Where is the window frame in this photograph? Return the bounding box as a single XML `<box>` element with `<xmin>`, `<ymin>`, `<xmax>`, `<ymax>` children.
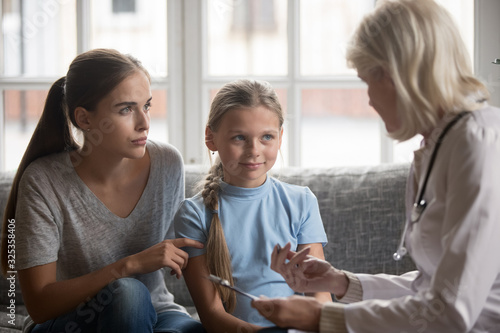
<box><xmin>185</xmin><ymin>0</ymin><xmax>387</xmax><ymax>166</ymax></box>
<box><xmin>1</xmin><ymin>0</ymin><xmax>498</xmax><ymax>171</ymax></box>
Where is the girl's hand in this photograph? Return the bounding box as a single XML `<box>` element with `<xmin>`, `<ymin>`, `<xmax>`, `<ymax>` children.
<box><xmin>252</xmin><ymin>295</ymin><xmax>321</xmax><ymax>331</ymax></box>
<box><xmin>271</xmin><ymin>243</ymin><xmax>348</xmax><ymax>296</ymax></box>
<box><xmin>127</xmin><ymin>238</ymin><xmax>203</xmax><ymax>278</ymax></box>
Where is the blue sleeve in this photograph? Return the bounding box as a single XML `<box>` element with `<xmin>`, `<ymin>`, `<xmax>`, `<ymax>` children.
<box><xmin>173</xmin><ymin>198</ymin><xmax>208</xmax><ymax>257</ymax></box>
<box><xmin>297</xmin><ymin>187</ymin><xmax>328</xmax><ymax>246</ymax></box>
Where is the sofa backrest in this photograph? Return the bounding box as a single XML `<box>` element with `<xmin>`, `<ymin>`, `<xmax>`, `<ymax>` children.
<box><xmin>165</xmin><ymin>163</ymin><xmax>416</xmax><ymax>306</ymax></box>
<box><xmin>183</xmin><ymin>163</ymin><xmax>416</xmax><ymax>275</ymax></box>
<box><xmin>0</xmin><ymin>163</ymin><xmax>416</xmax><ymax>309</ymax></box>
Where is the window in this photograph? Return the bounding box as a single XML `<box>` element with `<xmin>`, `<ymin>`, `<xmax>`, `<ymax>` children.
<box><xmin>112</xmin><ymin>0</ymin><xmax>136</xmax><ymax>13</ymax></box>
<box><xmin>0</xmin><ymin>0</ymin><xmax>169</xmax><ymax>171</ymax></box>
<box><xmin>0</xmin><ymin>0</ymin><xmax>482</xmax><ymax>171</ymax></box>
<box><xmin>185</xmin><ymin>0</ymin><xmax>476</xmax><ymax>167</ymax></box>
<box><xmin>2</xmin><ymin>0</ymin><xmax>77</xmax><ymax>77</ymax></box>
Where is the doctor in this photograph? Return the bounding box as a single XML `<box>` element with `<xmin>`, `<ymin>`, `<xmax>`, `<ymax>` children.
<box><xmin>252</xmin><ymin>0</ymin><xmax>500</xmax><ymax>332</ymax></box>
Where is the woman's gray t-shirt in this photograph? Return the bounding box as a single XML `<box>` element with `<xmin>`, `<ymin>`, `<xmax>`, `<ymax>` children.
<box><xmin>15</xmin><ymin>140</ymin><xmax>187</xmax><ymax>314</ymax></box>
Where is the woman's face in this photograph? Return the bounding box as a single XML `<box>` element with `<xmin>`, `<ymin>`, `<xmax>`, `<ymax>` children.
<box><xmin>358</xmin><ymin>69</ymin><xmax>401</xmax><ymax>133</ymax></box>
<box><xmin>85</xmin><ymin>70</ymin><xmax>152</xmax><ymax>160</ymax></box>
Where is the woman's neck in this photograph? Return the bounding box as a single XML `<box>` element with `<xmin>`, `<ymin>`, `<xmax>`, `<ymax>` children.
<box><xmin>70</xmin><ymin>147</ymin><xmax>149</xmax><ymax>185</ymax></box>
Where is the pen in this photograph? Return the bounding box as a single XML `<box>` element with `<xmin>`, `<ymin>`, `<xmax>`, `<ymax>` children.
<box><xmin>206</xmin><ymin>275</ymin><xmax>258</xmax><ymax>300</ymax></box>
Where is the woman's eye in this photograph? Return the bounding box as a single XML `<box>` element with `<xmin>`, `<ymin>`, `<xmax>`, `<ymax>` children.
<box><xmin>120</xmin><ymin>106</ymin><xmax>133</xmax><ymax>114</ymax></box>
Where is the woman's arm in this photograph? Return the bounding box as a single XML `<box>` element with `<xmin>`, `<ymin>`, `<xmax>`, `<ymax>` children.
<box><xmin>297</xmin><ymin>243</ymin><xmax>332</xmax><ymax>303</ymax></box>
<box><xmin>183</xmin><ymin>255</ymin><xmax>261</xmax><ymax>333</ymax></box>
<box><xmin>19</xmin><ymin>238</ymin><xmax>203</xmax><ymax>323</ymax></box>
<box><xmin>19</xmin><ymin>260</ymin><xmax>126</xmax><ymax>324</ymax></box>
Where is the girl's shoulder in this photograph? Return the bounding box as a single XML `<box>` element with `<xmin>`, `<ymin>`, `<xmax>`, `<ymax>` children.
<box><xmin>268</xmin><ymin>176</ymin><xmax>315</xmax><ymax>198</ymax></box>
<box><xmin>174</xmin><ymin>193</ymin><xmax>208</xmax><ymax>226</ymax></box>
<box><xmin>182</xmin><ymin>192</ymin><xmax>205</xmax><ymax>210</ymax></box>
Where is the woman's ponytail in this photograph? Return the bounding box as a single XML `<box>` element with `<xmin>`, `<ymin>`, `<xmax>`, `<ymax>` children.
<box><xmin>1</xmin><ymin>76</ymin><xmax>76</xmax><ymax>275</ymax></box>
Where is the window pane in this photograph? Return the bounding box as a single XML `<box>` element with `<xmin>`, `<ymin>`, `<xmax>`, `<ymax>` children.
<box><xmin>90</xmin><ymin>0</ymin><xmax>167</xmax><ymax>77</ymax></box>
<box><xmin>2</xmin><ymin>0</ymin><xmax>77</xmax><ymax>77</ymax></box>
<box><xmin>271</xmin><ymin>88</ymin><xmax>288</xmax><ymax>168</ymax></box>
<box><xmin>300</xmin><ymin>0</ymin><xmax>373</xmax><ymax>76</ymax></box>
<box><xmin>206</xmin><ymin>0</ymin><xmax>288</xmax><ymax>76</ymax></box>
<box><xmin>436</xmin><ymin>0</ymin><xmax>474</xmax><ymax>64</ymax></box>
<box><xmin>394</xmin><ymin>136</ymin><xmax>422</xmax><ymax>164</ymax></box>
<box><xmin>4</xmin><ymin>90</ymin><xmax>45</xmax><ymax>171</ymax></box>
<box><xmin>301</xmin><ymin>88</ymin><xmax>380</xmax><ymax>167</ymax></box>
<box><xmin>148</xmin><ymin>89</ymin><xmax>169</xmax><ymax>143</ymax></box>
<box><xmin>3</xmin><ymin>89</ymin><xmax>168</xmax><ymax>171</ymax></box>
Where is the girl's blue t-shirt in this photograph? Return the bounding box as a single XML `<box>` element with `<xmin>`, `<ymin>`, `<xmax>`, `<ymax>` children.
<box><xmin>174</xmin><ymin>175</ymin><xmax>328</xmax><ymax>326</ymax></box>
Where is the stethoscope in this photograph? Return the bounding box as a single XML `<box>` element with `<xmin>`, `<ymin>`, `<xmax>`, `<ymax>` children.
<box><xmin>393</xmin><ymin>111</ymin><xmax>470</xmax><ymax>261</ymax></box>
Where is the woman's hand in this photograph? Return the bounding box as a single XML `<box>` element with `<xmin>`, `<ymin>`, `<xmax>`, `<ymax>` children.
<box><xmin>252</xmin><ymin>295</ymin><xmax>321</xmax><ymax>331</ymax></box>
<box><xmin>126</xmin><ymin>238</ymin><xmax>203</xmax><ymax>278</ymax></box>
<box><xmin>271</xmin><ymin>243</ymin><xmax>348</xmax><ymax>297</ymax></box>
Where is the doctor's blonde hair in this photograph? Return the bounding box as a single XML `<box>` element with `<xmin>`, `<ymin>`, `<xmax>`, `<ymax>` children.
<box><xmin>346</xmin><ymin>0</ymin><xmax>489</xmax><ymax>141</ymax></box>
<box><xmin>201</xmin><ymin>79</ymin><xmax>283</xmax><ymax>312</ymax></box>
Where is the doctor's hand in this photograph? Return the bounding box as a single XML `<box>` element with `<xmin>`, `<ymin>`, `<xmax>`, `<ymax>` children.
<box><xmin>251</xmin><ymin>295</ymin><xmax>321</xmax><ymax>331</ymax></box>
<box><xmin>271</xmin><ymin>243</ymin><xmax>349</xmax><ymax>297</ymax></box>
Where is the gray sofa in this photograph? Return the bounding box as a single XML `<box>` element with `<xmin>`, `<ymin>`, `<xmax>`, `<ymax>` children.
<box><xmin>0</xmin><ymin>162</ymin><xmax>415</xmax><ymax>332</ymax></box>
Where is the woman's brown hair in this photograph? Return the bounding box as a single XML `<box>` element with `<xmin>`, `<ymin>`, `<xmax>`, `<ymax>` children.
<box><xmin>202</xmin><ymin>79</ymin><xmax>284</xmax><ymax>312</ymax></box>
<box><xmin>1</xmin><ymin>48</ymin><xmax>149</xmax><ymax>275</ymax></box>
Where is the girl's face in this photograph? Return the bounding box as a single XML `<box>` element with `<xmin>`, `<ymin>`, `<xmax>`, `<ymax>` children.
<box><xmin>207</xmin><ymin>105</ymin><xmax>283</xmax><ymax>188</ymax></box>
<box><xmin>85</xmin><ymin>70</ymin><xmax>152</xmax><ymax>160</ymax></box>
<box><xmin>358</xmin><ymin>69</ymin><xmax>400</xmax><ymax>133</ymax></box>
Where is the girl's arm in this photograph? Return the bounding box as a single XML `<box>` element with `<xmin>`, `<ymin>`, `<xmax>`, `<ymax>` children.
<box><xmin>18</xmin><ymin>238</ymin><xmax>203</xmax><ymax>324</ymax></box>
<box><xmin>297</xmin><ymin>243</ymin><xmax>332</xmax><ymax>303</ymax></box>
<box><xmin>183</xmin><ymin>255</ymin><xmax>261</xmax><ymax>333</ymax></box>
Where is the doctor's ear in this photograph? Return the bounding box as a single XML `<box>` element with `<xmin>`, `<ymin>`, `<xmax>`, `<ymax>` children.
<box><xmin>205</xmin><ymin>126</ymin><xmax>217</xmax><ymax>151</ymax></box>
<box><xmin>381</xmin><ymin>69</ymin><xmax>395</xmax><ymax>87</ymax></box>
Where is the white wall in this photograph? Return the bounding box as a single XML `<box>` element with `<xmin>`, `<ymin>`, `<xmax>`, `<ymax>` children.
<box><xmin>475</xmin><ymin>0</ymin><xmax>500</xmax><ymax>107</ymax></box>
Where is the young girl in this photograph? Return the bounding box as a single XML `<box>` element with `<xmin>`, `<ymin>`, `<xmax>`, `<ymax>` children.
<box><xmin>0</xmin><ymin>49</ymin><xmax>204</xmax><ymax>333</ymax></box>
<box><xmin>174</xmin><ymin>79</ymin><xmax>331</xmax><ymax>332</ymax></box>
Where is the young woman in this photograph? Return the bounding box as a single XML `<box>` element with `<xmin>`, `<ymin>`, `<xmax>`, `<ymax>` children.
<box><xmin>0</xmin><ymin>49</ymin><xmax>204</xmax><ymax>333</ymax></box>
<box><xmin>252</xmin><ymin>0</ymin><xmax>500</xmax><ymax>332</ymax></box>
<box><xmin>174</xmin><ymin>79</ymin><xmax>331</xmax><ymax>332</ymax></box>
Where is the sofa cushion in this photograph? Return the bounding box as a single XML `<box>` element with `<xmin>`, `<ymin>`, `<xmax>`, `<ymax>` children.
<box><xmin>284</xmin><ymin>164</ymin><xmax>415</xmax><ymax>275</ymax></box>
<box><xmin>184</xmin><ymin>163</ymin><xmax>416</xmax><ymax>277</ymax></box>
